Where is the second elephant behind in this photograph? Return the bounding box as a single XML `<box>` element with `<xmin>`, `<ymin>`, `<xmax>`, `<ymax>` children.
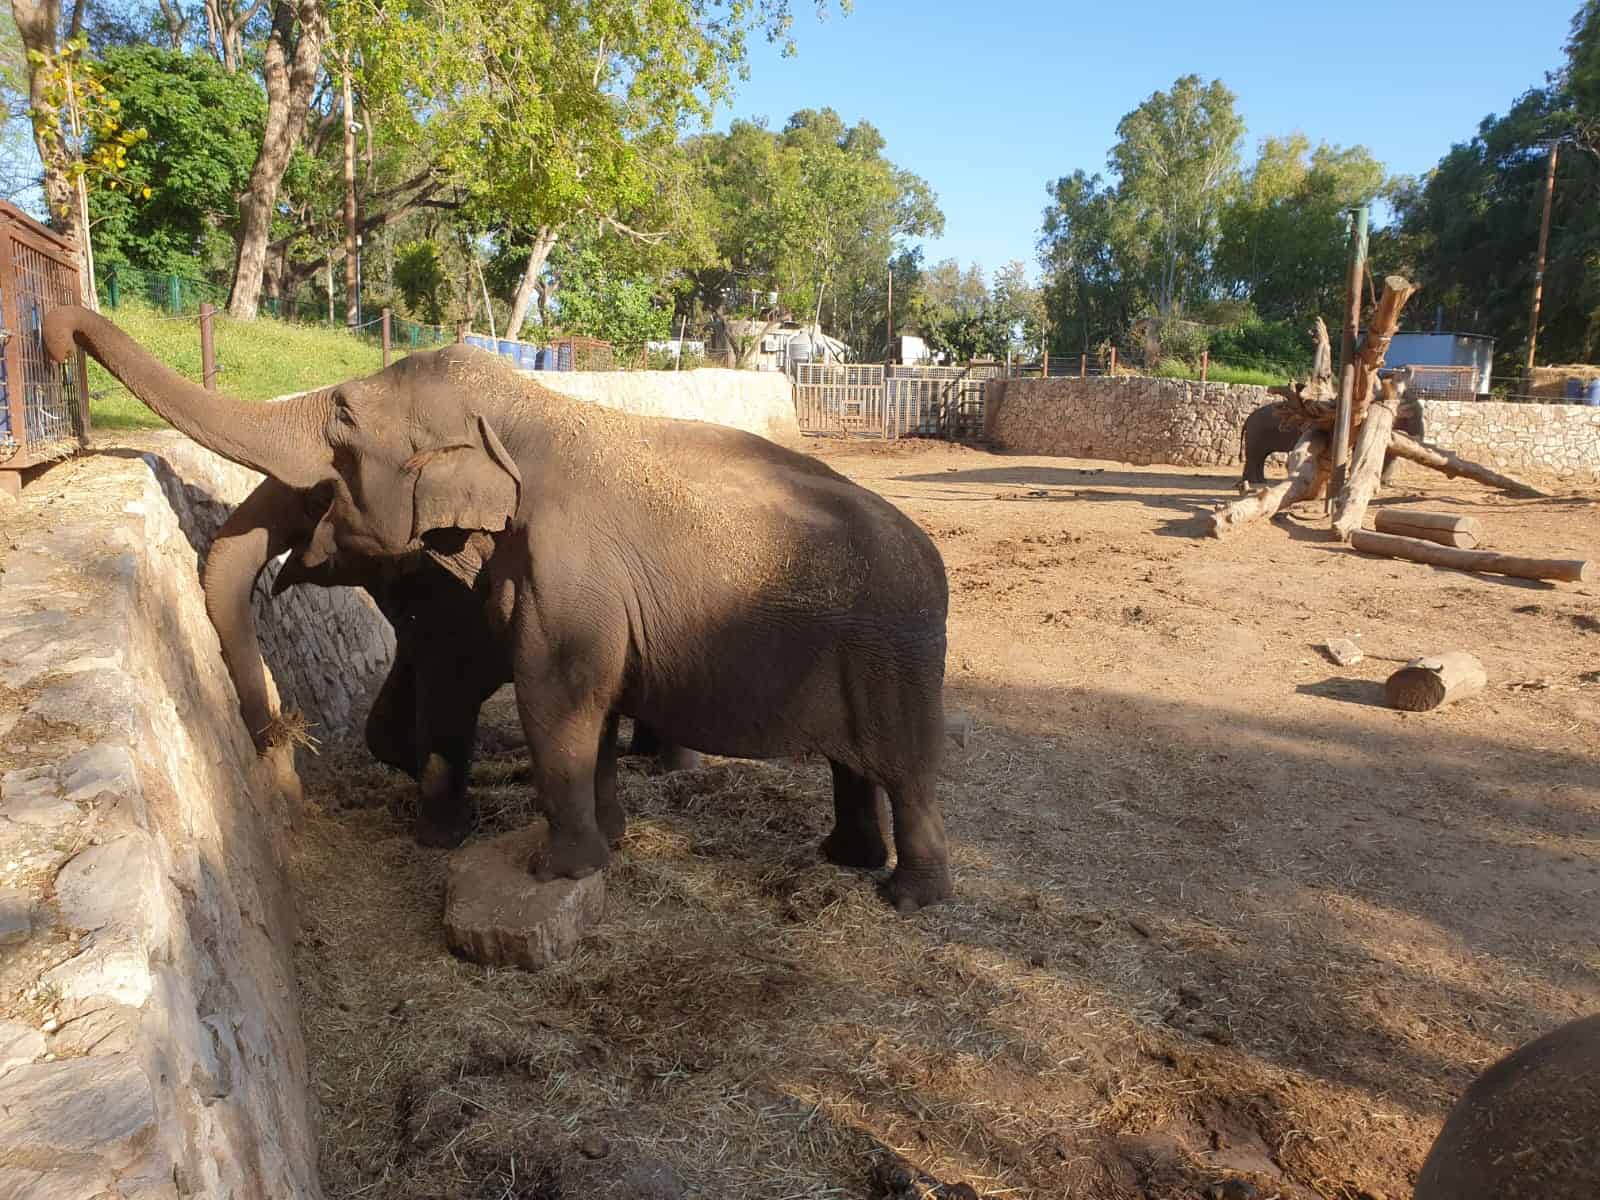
<box><xmin>1238</xmin><ymin>396</ymin><xmax>1424</xmax><ymax>486</ymax></box>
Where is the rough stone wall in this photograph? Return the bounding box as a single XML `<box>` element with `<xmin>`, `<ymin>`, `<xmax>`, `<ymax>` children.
<box><xmin>984</xmin><ymin>376</ymin><xmax>1600</xmax><ymax>480</ymax></box>
<box><xmin>0</xmin><ymin>441</ymin><xmax>385</xmax><ymax>1197</ymax></box>
<box><xmin>1420</xmin><ymin>400</ymin><xmax>1600</xmax><ymax>482</ymax></box>
<box><xmin>535</xmin><ymin>367</ymin><xmax>802</xmax><ymax>448</ymax></box>
<box><xmin>984</xmin><ymin>376</ymin><xmax>1267</xmax><ymax>467</ymax></box>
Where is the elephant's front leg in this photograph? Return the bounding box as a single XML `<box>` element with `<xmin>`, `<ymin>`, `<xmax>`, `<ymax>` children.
<box><xmin>515</xmin><ymin>676</ymin><xmax>613</xmax><ymax>881</ymax></box>
<box><xmin>595</xmin><ymin>710</ymin><xmax>626</xmax><ymax>848</ymax></box>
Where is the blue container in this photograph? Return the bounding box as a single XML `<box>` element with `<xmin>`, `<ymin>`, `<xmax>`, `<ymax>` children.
<box><xmin>465</xmin><ymin>335</ymin><xmax>492</xmax><ymax>352</ymax></box>
<box><xmin>496</xmin><ymin>339</ymin><xmax>516</xmax><ymax>359</ymax></box>
<box><xmin>534</xmin><ymin>348</ymin><xmax>553</xmax><ymax>371</ymax></box>
<box><xmin>1586</xmin><ymin>378</ymin><xmax>1600</xmax><ymax>407</ymax></box>
<box><xmin>1566</xmin><ymin>378</ymin><xmax>1586</xmax><ymax>402</ymax></box>
<box><xmin>517</xmin><ymin>344</ymin><xmax>540</xmax><ymax>370</ymax></box>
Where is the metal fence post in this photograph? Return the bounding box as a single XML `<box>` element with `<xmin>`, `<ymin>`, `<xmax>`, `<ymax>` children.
<box><xmin>167</xmin><ymin>273</ymin><xmax>180</xmax><ymax>314</ymax></box>
<box><xmin>106</xmin><ymin>267</ymin><xmax>119</xmax><ymax>310</ymax></box>
<box><xmin>381</xmin><ymin>307</ymin><xmax>391</xmax><ymax>368</ymax></box>
<box><xmin>199</xmin><ymin>303</ymin><xmax>217</xmax><ymax>390</ymax></box>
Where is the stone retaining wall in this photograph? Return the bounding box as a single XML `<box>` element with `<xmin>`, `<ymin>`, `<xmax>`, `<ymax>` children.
<box><xmin>983</xmin><ymin>375</ymin><xmax>1600</xmax><ymax>481</ymax></box>
<box><xmin>0</xmin><ymin>437</ymin><xmax>397</xmax><ymax>1197</ymax></box>
<box><xmin>535</xmin><ymin>367</ymin><xmax>802</xmax><ymax>447</ymax></box>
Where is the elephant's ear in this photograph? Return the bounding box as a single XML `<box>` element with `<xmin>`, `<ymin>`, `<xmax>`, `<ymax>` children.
<box><xmin>408</xmin><ymin>415</ymin><xmax>523</xmax><ymax>540</ymax></box>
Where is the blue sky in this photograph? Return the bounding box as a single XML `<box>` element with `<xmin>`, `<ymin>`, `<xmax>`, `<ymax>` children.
<box><xmin>718</xmin><ymin>0</ymin><xmax>1581</xmax><ymax>280</ymax></box>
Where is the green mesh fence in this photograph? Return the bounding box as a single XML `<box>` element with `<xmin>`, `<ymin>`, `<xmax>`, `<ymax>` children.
<box><xmin>99</xmin><ymin>263</ymin><xmax>228</xmax><ymax>314</ymax></box>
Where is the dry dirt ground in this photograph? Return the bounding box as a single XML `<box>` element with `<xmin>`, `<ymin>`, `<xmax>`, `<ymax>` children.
<box><xmin>292</xmin><ymin>441</ymin><xmax>1600</xmax><ymax>1200</ymax></box>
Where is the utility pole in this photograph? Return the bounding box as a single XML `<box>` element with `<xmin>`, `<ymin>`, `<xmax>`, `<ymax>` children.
<box><xmin>342</xmin><ymin>61</ymin><xmax>359</xmax><ymax>328</ymax></box>
<box><xmin>886</xmin><ymin>262</ymin><xmax>894</xmax><ymax>364</ymax></box>
<box><xmin>1526</xmin><ymin>140</ymin><xmax>1559</xmax><ymax>371</ymax></box>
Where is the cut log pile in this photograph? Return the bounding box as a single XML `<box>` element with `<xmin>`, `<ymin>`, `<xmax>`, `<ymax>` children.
<box><xmin>1205</xmin><ymin>274</ymin><xmax>1591</xmax><ymax>585</ymax></box>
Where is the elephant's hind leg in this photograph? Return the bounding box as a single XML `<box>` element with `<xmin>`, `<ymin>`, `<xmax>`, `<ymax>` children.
<box><xmin>882</xmin><ymin>771</ymin><xmax>953</xmax><ymax>913</ymax></box>
<box><xmin>595</xmin><ymin>711</ymin><xmax>626</xmax><ymax>848</ymax></box>
<box><xmin>821</xmin><ymin>760</ymin><xmax>889</xmax><ymax>870</ymax></box>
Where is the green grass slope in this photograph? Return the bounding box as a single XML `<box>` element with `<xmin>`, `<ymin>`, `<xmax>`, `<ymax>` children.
<box><xmin>87</xmin><ymin>302</ymin><xmax>386</xmax><ymax>430</ymax></box>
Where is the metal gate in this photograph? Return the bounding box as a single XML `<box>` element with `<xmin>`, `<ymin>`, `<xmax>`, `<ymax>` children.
<box><xmin>0</xmin><ymin>201</ymin><xmax>89</xmax><ymax>486</ymax></box>
<box><xmin>794</xmin><ymin>361</ymin><xmax>1002</xmax><ymax>441</ymax></box>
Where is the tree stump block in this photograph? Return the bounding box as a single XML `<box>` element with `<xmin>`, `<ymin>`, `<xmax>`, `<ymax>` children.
<box><xmin>444</xmin><ymin>822</ymin><xmax>605</xmax><ymax>970</ymax></box>
<box><xmin>1373</xmin><ymin>508</ymin><xmax>1485</xmax><ymax>549</ymax></box>
<box><xmin>1384</xmin><ymin>652</ymin><xmax>1487</xmax><ymax>712</ymax></box>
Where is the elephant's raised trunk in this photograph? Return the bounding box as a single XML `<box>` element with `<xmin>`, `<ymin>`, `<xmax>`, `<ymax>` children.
<box><xmin>43</xmin><ymin>305</ymin><xmax>335</xmax><ymax>488</ymax></box>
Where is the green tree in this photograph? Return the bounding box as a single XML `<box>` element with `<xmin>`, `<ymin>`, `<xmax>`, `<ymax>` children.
<box><xmin>545</xmin><ymin>232</ymin><xmax>671</xmax><ymax>355</ymax></box>
<box><xmin>88</xmin><ymin>44</ymin><xmax>264</xmax><ymax>276</ymax></box>
<box><xmin>393</xmin><ymin>238</ymin><xmax>449</xmax><ymax>323</ymax></box>
<box><xmin>1109</xmin><ymin>74</ymin><xmax>1243</xmax><ymax>319</ymax></box>
<box><xmin>1215</xmin><ymin>135</ymin><xmax>1386</xmax><ymax>326</ymax></box>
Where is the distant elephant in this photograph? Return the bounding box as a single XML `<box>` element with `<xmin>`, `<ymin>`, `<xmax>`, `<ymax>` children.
<box><xmin>1415</xmin><ymin>1013</ymin><xmax>1600</xmax><ymax>1199</ymax></box>
<box><xmin>1238</xmin><ymin>397</ymin><xmax>1424</xmax><ymax>486</ymax></box>
<box><xmin>50</xmin><ymin>306</ymin><xmax>952</xmax><ymax>912</ymax></box>
<box><xmin>204</xmin><ymin>476</ymin><xmax>697</xmax><ymax>849</ymax></box>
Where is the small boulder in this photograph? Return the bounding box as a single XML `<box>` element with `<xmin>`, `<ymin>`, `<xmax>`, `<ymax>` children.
<box><xmin>1323</xmin><ymin>637</ymin><xmax>1364</xmax><ymax>667</ymax></box>
<box><xmin>443</xmin><ymin>822</ymin><xmax>605</xmax><ymax>971</ymax></box>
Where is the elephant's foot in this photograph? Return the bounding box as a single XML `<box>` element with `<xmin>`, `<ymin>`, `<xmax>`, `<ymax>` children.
<box><xmin>529</xmin><ymin>829</ymin><xmax>611</xmax><ymax>881</ymax></box>
<box><xmin>415</xmin><ymin>806</ymin><xmax>474</xmax><ymax>849</ymax></box>
<box><xmin>653</xmin><ymin>745</ymin><xmax>703</xmax><ymax>774</ymax></box>
<box><xmin>820</xmin><ymin>828</ymin><xmax>889</xmax><ymax>871</ymax></box>
<box><xmin>882</xmin><ymin>862</ymin><xmax>953</xmax><ymax>914</ymax></box>
<box><xmin>596</xmin><ymin>795</ymin><xmax>628</xmax><ymax>849</ymax></box>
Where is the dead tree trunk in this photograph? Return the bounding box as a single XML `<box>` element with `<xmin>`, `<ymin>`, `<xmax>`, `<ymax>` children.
<box><xmin>1350</xmin><ymin>530</ymin><xmax>1591</xmax><ymax>583</ymax></box>
<box><xmin>1384</xmin><ymin>653</ymin><xmax>1487</xmax><ymax>712</ymax></box>
<box><xmin>503</xmin><ymin>225</ymin><xmax>559</xmax><ymax>341</ymax></box>
<box><xmin>1209</xmin><ymin>429</ymin><xmax>1330</xmax><ymax>538</ymax></box>
<box><xmin>1347</xmin><ymin>276</ymin><xmax>1417</xmax><ymax>439</ymax></box>
<box><xmin>1386</xmin><ymin>433</ymin><xmax>1548</xmax><ymax>498</ymax></box>
<box><xmin>1332</xmin><ymin>369</ymin><xmax>1408</xmax><ymax>541</ymax></box>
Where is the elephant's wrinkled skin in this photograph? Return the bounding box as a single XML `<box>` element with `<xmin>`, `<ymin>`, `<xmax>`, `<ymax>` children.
<box><xmin>1415</xmin><ymin>1013</ymin><xmax>1600</xmax><ymax>1199</ymax></box>
<box><xmin>50</xmin><ymin>307</ymin><xmax>954</xmax><ymax>912</ymax></box>
<box><xmin>205</xmin><ymin>477</ymin><xmax>696</xmax><ymax>849</ymax></box>
<box><xmin>1238</xmin><ymin>397</ymin><xmax>1424</xmax><ymax>486</ymax></box>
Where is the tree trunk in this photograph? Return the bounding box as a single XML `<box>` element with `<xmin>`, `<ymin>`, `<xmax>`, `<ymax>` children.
<box><xmin>1350</xmin><ymin>530</ymin><xmax>1591</xmax><ymax>583</ymax></box>
<box><xmin>227</xmin><ymin>0</ymin><xmax>327</xmax><ymax>320</ymax></box>
<box><xmin>1385</xmin><ymin>432</ymin><xmax>1548</xmax><ymax>498</ymax></box>
<box><xmin>1384</xmin><ymin>652</ymin><xmax>1487</xmax><ymax>712</ymax></box>
<box><xmin>1331</xmin><ymin>370</ymin><xmax>1404</xmax><ymax>542</ymax></box>
<box><xmin>1373</xmin><ymin>509</ymin><xmax>1484</xmax><ymax>549</ymax></box>
<box><xmin>12</xmin><ymin>0</ymin><xmax>93</xmax><ymax>305</ymax></box>
<box><xmin>342</xmin><ymin>62</ymin><xmax>358</xmax><ymax>327</ymax></box>
<box><xmin>1208</xmin><ymin>429</ymin><xmax>1329</xmax><ymax>538</ymax></box>
<box><xmin>503</xmin><ymin>226</ymin><xmax>558</xmax><ymax>340</ymax></box>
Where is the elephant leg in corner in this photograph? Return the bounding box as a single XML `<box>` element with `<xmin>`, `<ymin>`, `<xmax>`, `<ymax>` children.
<box><xmin>595</xmin><ymin>711</ymin><xmax>626</xmax><ymax>848</ymax></box>
<box><xmin>626</xmin><ymin>720</ymin><xmax>702</xmax><ymax>773</ymax></box>
<box><xmin>820</xmin><ymin>760</ymin><xmax>890</xmax><ymax>870</ymax></box>
<box><xmin>409</xmin><ymin>653</ymin><xmax>493</xmax><ymax>850</ymax></box>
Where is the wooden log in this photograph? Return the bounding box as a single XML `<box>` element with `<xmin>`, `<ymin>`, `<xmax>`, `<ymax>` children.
<box><xmin>1384</xmin><ymin>652</ymin><xmax>1487</xmax><ymax>712</ymax></box>
<box><xmin>1332</xmin><ymin>369</ymin><xmax>1407</xmax><ymax>541</ymax></box>
<box><xmin>1373</xmin><ymin>509</ymin><xmax>1485</xmax><ymax>549</ymax></box>
<box><xmin>1386</xmin><ymin>432</ymin><xmax>1549</xmax><ymax>498</ymax></box>
<box><xmin>1348</xmin><ymin>275</ymin><xmax>1418</xmax><ymax>437</ymax></box>
<box><xmin>1350</xmin><ymin>529</ymin><xmax>1592</xmax><ymax>583</ymax></box>
<box><xmin>1208</xmin><ymin>429</ymin><xmax>1329</xmax><ymax>538</ymax></box>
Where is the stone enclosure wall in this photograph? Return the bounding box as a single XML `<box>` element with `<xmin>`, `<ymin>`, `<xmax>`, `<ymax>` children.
<box><xmin>0</xmin><ymin>437</ymin><xmax>393</xmax><ymax>1199</ymax></box>
<box><xmin>983</xmin><ymin>375</ymin><xmax>1600</xmax><ymax>481</ymax></box>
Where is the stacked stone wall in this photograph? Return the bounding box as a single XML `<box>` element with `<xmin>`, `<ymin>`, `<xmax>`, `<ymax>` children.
<box><xmin>983</xmin><ymin>376</ymin><xmax>1600</xmax><ymax>481</ymax></box>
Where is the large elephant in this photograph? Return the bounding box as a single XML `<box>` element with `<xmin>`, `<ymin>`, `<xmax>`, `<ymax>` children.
<box><xmin>1238</xmin><ymin>397</ymin><xmax>1424</xmax><ymax>486</ymax></box>
<box><xmin>49</xmin><ymin>307</ymin><xmax>954</xmax><ymax>912</ymax></box>
<box><xmin>205</xmin><ymin>477</ymin><xmax>697</xmax><ymax>849</ymax></box>
<box><xmin>1415</xmin><ymin>1013</ymin><xmax>1600</xmax><ymax>1199</ymax></box>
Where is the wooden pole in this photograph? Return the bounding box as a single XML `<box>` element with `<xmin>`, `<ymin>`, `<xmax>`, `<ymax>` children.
<box><xmin>1331</xmin><ymin>205</ymin><xmax>1368</xmax><ymax>499</ymax></box>
<box><xmin>1079</xmin><ymin>353</ymin><xmax>1086</xmax><ymax>379</ymax></box>
<box><xmin>1208</xmin><ymin>428</ymin><xmax>1330</xmax><ymax>538</ymax></box>
<box><xmin>1199</xmin><ymin>349</ymin><xmax>1208</xmax><ymax>384</ymax></box>
<box><xmin>455</xmin><ymin>321</ymin><xmax>467</xmax><ymax>344</ymax></box>
<box><xmin>199</xmin><ymin>303</ymin><xmax>218</xmax><ymax>391</ymax></box>
<box><xmin>885</xmin><ymin>261</ymin><xmax>893</xmax><ymax>364</ymax></box>
<box><xmin>381</xmin><ymin>307</ymin><xmax>391</xmax><ymax>367</ymax></box>
<box><xmin>1373</xmin><ymin>509</ymin><xmax>1486</xmax><ymax>549</ymax></box>
<box><xmin>1385</xmin><ymin>653</ymin><xmax>1487</xmax><ymax>712</ymax></box>
<box><xmin>1331</xmin><ymin>368</ymin><xmax>1407</xmax><ymax>541</ymax></box>
<box><xmin>1350</xmin><ymin>530</ymin><xmax>1591</xmax><ymax>583</ymax></box>
<box><xmin>1042</xmin><ymin>348</ymin><xmax>1049</xmax><ymax>378</ymax></box>
<box><xmin>1386</xmin><ymin>432</ymin><xmax>1548</xmax><ymax>497</ymax></box>
<box><xmin>1108</xmin><ymin>346</ymin><xmax>1117</xmax><ymax>375</ymax></box>
<box><xmin>1527</xmin><ymin>141</ymin><xmax>1559</xmax><ymax>371</ymax></box>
